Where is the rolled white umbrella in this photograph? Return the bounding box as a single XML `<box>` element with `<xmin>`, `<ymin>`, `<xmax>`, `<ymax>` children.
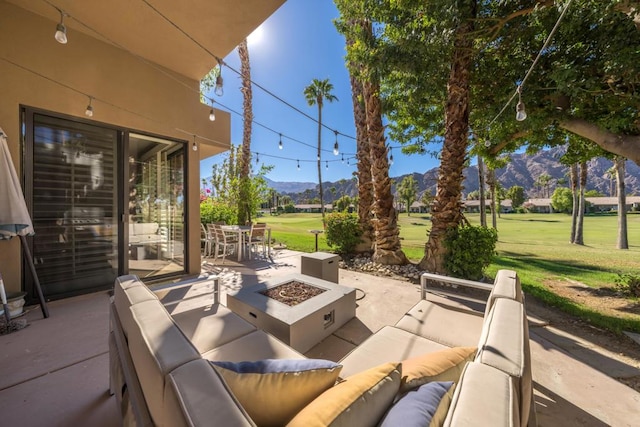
<box><xmin>0</xmin><ymin>127</ymin><xmax>48</xmax><ymax>318</ymax></box>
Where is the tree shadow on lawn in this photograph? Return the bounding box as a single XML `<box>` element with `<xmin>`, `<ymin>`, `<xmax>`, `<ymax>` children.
<box><xmin>494</xmin><ymin>253</ymin><xmax>612</xmax><ymax>277</ymax></box>
<box><xmin>500</xmin><ymin>217</ymin><xmax>561</xmax><ymax>223</ymax></box>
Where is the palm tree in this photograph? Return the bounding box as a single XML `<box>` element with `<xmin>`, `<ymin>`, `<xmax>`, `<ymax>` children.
<box><xmin>348</xmin><ymin>60</ymin><xmax>374</xmax><ymax>250</ymax></box>
<box><xmin>421</xmin><ymin>3</ymin><xmax>476</xmax><ymax>273</ymax></box>
<box><xmin>574</xmin><ymin>161</ymin><xmax>587</xmax><ymax>245</ymax></box>
<box><xmin>304</xmin><ymin>78</ymin><xmax>337</xmax><ymax>225</ymax></box>
<box><xmin>238</xmin><ymin>39</ymin><xmax>253</xmax><ymax>225</ymax></box>
<box><xmin>569</xmin><ymin>163</ymin><xmax>578</xmax><ymax>243</ymax></box>
<box><xmin>615</xmin><ymin>156</ymin><xmax>628</xmax><ymax>249</ymax></box>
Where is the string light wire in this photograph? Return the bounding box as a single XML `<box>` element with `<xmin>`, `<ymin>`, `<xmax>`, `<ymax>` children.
<box><xmin>487</xmin><ymin>0</ymin><xmax>574</xmax><ymax>128</ymax></box>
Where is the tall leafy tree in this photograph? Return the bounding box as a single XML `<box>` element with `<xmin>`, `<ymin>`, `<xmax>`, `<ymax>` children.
<box><xmin>304</xmin><ymin>78</ymin><xmax>338</xmax><ymax>225</ymax></box>
<box><xmin>397</xmin><ymin>175</ymin><xmax>419</xmax><ymax>216</ymax></box>
<box><xmin>506</xmin><ymin>186</ymin><xmax>525</xmax><ymax>209</ymax></box>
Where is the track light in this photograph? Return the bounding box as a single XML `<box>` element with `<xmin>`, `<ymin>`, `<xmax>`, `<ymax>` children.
<box><xmin>333</xmin><ymin>131</ymin><xmax>339</xmax><ymax>155</ymax></box>
<box><xmin>55</xmin><ymin>11</ymin><xmax>68</xmax><ymax>44</ymax></box>
<box><xmin>278</xmin><ymin>134</ymin><xmax>283</xmax><ymax>150</ymax></box>
<box><xmin>515</xmin><ymin>86</ymin><xmax>527</xmax><ymax>121</ymax></box>
<box><xmin>85</xmin><ymin>96</ymin><xmax>93</xmax><ymax>117</ymax></box>
<box><xmin>209</xmin><ymin>108</ymin><xmax>216</xmax><ymax>121</ymax></box>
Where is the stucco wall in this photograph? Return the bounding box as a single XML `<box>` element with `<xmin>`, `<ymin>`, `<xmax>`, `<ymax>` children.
<box><xmin>0</xmin><ymin>3</ymin><xmax>229</xmax><ymax>293</ymax></box>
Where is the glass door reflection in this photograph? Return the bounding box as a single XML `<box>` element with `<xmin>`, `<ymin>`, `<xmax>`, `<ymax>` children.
<box><xmin>128</xmin><ymin>133</ymin><xmax>185</xmax><ymax>278</ymax></box>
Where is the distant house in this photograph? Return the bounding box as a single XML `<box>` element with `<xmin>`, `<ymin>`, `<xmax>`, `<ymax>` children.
<box><xmin>586</xmin><ymin>196</ymin><xmax>640</xmax><ymax>212</ymax></box>
<box><xmin>410</xmin><ymin>201</ymin><xmax>429</xmax><ymax>214</ymax></box>
<box><xmin>294</xmin><ymin>204</ymin><xmax>333</xmax><ymax>213</ymax></box>
<box><xmin>462</xmin><ymin>199</ymin><xmax>512</xmax><ymax>213</ymax></box>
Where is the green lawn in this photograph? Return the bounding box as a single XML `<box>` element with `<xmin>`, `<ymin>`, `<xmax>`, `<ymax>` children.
<box><xmin>260</xmin><ymin>211</ymin><xmax>640</xmax><ymax>333</ymax></box>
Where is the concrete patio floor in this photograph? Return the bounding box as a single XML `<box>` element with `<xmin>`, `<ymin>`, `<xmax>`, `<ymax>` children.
<box><xmin>1</xmin><ymin>249</ymin><xmax>639</xmax><ymax>426</ymax></box>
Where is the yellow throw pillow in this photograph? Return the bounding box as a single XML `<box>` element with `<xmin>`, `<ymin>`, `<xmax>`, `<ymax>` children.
<box><xmin>401</xmin><ymin>347</ymin><xmax>476</xmax><ymax>393</ymax></box>
<box><xmin>211</xmin><ymin>359</ymin><xmax>342</xmax><ymax>427</ymax></box>
<box><xmin>287</xmin><ymin>362</ymin><xmax>402</xmax><ymax>427</ymax></box>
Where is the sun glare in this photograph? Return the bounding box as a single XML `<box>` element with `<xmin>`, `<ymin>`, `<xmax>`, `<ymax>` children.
<box><xmin>247</xmin><ymin>25</ymin><xmax>265</xmax><ymax>46</ymax></box>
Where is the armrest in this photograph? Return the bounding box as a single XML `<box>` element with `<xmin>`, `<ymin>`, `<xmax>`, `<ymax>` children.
<box><xmin>420</xmin><ymin>272</ymin><xmax>493</xmax><ymax>300</ymax></box>
<box><xmin>153</xmin><ymin>275</ymin><xmax>220</xmax><ymax>306</ymax></box>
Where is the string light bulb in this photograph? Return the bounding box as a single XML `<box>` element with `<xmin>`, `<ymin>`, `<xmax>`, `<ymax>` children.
<box><xmin>55</xmin><ymin>10</ymin><xmax>68</xmax><ymax>44</ymax></box>
<box><xmin>326</xmin><ymin>160</ymin><xmax>328</xmax><ymax>169</ymax></box>
<box><xmin>297</xmin><ymin>160</ymin><xmax>300</xmax><ymax>170</ymax></box>
<box><xmin>333</xmin><ymin>131</ymin><xmax>339</xmax><ymax>155</ymax></box>
<box><xmin>214</xmin><ymin>62</ymin><xmax>224</xmax><ymax>96</ymax></box>
<box><xmin>341</xmin><ymin>154</ymin><xmax>344</xmax><ymax>163</ymax></box>
<box><xmin>85</xmin><ymin>96</ymin><xmax>93</xmax><ymax>117</ymax></box>
<box><xmin>484</xmin><ymin>140</ymin><xmax>491</xmax><ymax>148</ymax></box>
<box><xmin>256</xmin><ymin>153</ymin><xmax>259</xmax><ymax>164</ymax></box>
<box><xmin>209</xmin><ymin>107</ymin><xmax>216</xmax><ymax>121</ymax></box>
<box><xmin>192</xmin><ymin>136</ymin><xmax>198</xmax><ymax>152</ymax></box>
<box><xmin>515</xmin><ymin>86</ymin><xmax>527</xmax><ymax>121</ymax></box>
<box><xmin>278</xmin><ymin>133</ymin><xmax>283</xmax><ymax>150</ymax></box>
<box><xmin>389</xmin><ymin>148</ymin><xmax>394</xmax><ymax>165</ymax></box>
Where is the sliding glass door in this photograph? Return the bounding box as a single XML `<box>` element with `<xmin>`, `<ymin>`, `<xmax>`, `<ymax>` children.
<box><xmin>24</xmin><ymin>110</ymin><xmax>187</xmax><ymax>299</ymax></box>
<box><xmin>127</xmin><ymin>133</ymin><xmax>185</xmax><ymax>279</ymax></box>
<box><xmin>27</xmin><ymin>113</ymin><xmax>119</xmax><ymax>297</ymax></box>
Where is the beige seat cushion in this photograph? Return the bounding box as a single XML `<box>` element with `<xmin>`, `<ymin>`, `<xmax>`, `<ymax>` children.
<box><xmin>172</xmin><ymin>304</ymin><xmax>256</xmax><ymax>354</ymax></box>
<box><xmin>444</xmin><ymin>362</ymin><xmax>519</xmax><ymax>427</ymax></box>
<box><xmin>394</xmin><ymin>300</ymin><xmax>484</xmax><ymax>348</ymax></box>
<box><xmin>128</xmin><ymin>300</ymin><xmax>200</xmax><ymax>425</ymax></box>
<box><xmin>164</xmin><ymin>359</ymin><xmax>255</xmax><ymax>427</ymax></box>
<box><xmin>339</xmin><ymin>326</ymin><xmax>448</xmax><ymax>379</ymax></box>
<box><xmin>476</xmin><ymin>298</ymin><xmax>532</xmax><ymax>427</ymax></box>
<box><xmin>201</xmin><ymin>330</ymin><xmax>304</xmax><ymax>362</ymax></box>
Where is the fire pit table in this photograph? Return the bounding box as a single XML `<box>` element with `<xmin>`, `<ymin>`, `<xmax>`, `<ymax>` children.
<box><xmin>227</xmin><ymin>274</ymin><xmax>356</xmax><ymax>353</ymax></box>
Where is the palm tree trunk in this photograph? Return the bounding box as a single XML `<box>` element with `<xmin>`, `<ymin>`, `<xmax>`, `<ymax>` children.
<box><xmin>570</xmin><ymin>162</ymin><xmax>578</xmax><ymax>243</ymax></box>
<box><xmin>478</xmin><ymin>155</ymin><xmax>487</xmax><ymax>227</ymax></box>
<box><xmin>488</xmin><ymin>168</ymin><xmax>497</xmax><ymax>229</ymax></box>
<box><xmin>317</xmin><ymin>104</ymin><xmax>325</xmax><ymax>225</ymax></box>
<box><xmin>574</xmin><ymin>161</ymin><xmax>587</xmax><ymax>245</ymax></box>
<box><xmin>238</xmin><ymin>39</ymin><xmax>252</xmax><ymax>224</ymax></box>
<box><xmin>420</xmin><ymin>1</ymin><xmax>475</xmax><ymax>273</ymax></box>
<box><xmin>351</xmin><ymin>74</ymin><xmax>374</xmax><ymax>251</ymax></box>
<box><xmin>362</xmin><ymin>78</ymin><xmax>407</xmax><ymax>265</ymax></box>
<box><xmin>615</xmin><ymin>156</ymin><xmax>628</xmax><ymax>249</ymax></box>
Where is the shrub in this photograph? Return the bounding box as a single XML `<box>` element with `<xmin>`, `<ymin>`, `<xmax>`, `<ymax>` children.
<box><xmin>200</xmin><ymin>198</ymin><xmax>237</xmax><ymax>225</ymax></box>
<box><xmin>614</xmin><ymin>273</ymin><xmax>640</xmax><ymax>298</ymax></box>
<box><xmin>284</xmin><ymin>203</ymin><xmax>296</xmax><ymax>213</ymax></box>
<box><xmin>443</xmin><ymin>225</ymin><xmax>498</xmax><ymax>281</ymax></box>
<box><xmin>325</xmin><ymin>212</ymin><xmax>361</xmax><ymax>254</ymax></box>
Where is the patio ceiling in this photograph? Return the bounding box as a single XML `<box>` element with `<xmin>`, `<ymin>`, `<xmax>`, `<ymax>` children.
<box><xmin>7</xmin><ymin>0</ymin><xmax>286</xmax><ymax>81</ymax></box>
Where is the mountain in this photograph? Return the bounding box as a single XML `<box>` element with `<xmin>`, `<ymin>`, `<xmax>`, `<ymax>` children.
<box><xmin>274</xmin><ymin>147</ymin><xmax>640</xmax><ymax>201</ymax></box>
<box><xmin>264</xmin><ymin>177</ymin><xmax>317</xmax><ymax>194</ymax></box>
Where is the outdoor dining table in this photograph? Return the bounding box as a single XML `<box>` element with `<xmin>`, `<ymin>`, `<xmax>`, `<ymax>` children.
<box><xmin>220</xmin><ymin>224</ymin><xmax>271</xmax><ymax>261</ymax></box>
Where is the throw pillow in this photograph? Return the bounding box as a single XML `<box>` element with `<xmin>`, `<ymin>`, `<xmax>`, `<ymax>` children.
<box><xmin>286</xmin><ymin>362</ymin><xmax>402</xmax><ymax>427</ymax></box>
<box><xmin>401</xmin><ymin>347</ymin><xmax>476</xmax><ymax>393</ymax></box>
<box><xmin>211</xmin><ymin>359</ymin><xmax>342</xmax><ymax>427</ymax></box>
<box><xmin>379</xmin><ymin>381</ymin><xmax>455</xmax><ymax>427</ymax></box>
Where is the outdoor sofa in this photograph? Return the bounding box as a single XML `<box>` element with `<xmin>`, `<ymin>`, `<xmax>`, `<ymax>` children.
<box><xmin>109</xmin><ymin>268</ymin><xmax>535</xmax><ymax>426</ymax></box>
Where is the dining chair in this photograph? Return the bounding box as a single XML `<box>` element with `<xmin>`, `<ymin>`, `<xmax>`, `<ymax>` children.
<box><xmin>212</xmin><ymin>223</ymin><xmax>238</xmax><ymax>264</ymax></box>
<box><xmin>247</xmin><ymin>222</ymin><xmax>268</xmax><ymax>259</ymax></box>
<box><xmin>201</xmin><ymin>223</ymin><xmax>213</xmax><ymax>257</ymax></box>
<box><xmin>205</xmin><ymin>223</ymin><xmax>217</xmax><ymax>257</ymax></box>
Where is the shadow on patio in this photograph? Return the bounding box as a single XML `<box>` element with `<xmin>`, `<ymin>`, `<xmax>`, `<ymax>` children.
<box><xmin>0</xmin><ymin>248</ymin><xmax>639</xmax><ymax>426</ymax></box>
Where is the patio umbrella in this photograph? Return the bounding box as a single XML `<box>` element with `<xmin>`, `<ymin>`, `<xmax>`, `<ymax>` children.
<box><xmin>0</xmin><ymin>127</ymin><xmax>49</xmax><ymax>318</ymax></box>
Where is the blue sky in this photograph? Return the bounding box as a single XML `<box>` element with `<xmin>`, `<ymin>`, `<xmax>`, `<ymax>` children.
<box><xmin>200</xmin><ymin>0</ymin><xmax>441</xmax><ymax>184</ymax></box>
